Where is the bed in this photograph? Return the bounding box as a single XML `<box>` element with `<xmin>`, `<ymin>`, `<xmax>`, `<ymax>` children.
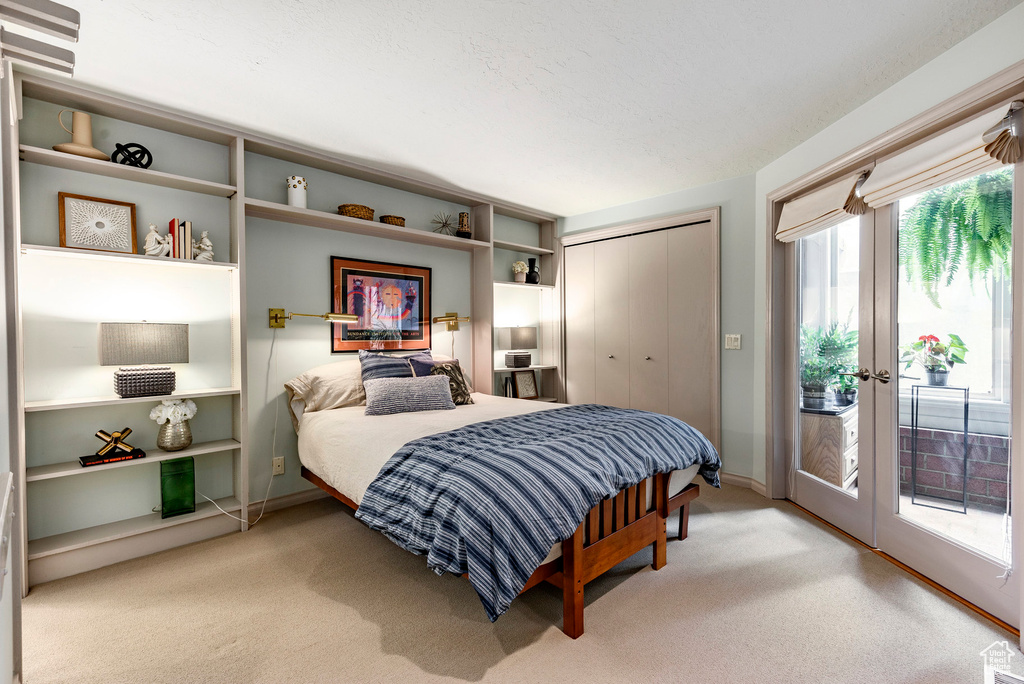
<box><xmin>287</xmin><ymin>357</ymin><xmax>719</xmax><ymax>638</ymax></box>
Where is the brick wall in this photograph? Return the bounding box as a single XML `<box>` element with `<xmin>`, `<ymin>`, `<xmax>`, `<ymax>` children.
<box><xmin>898</xmin><ymin>427</ymin><xmax>1009</xmax><ymax>512</ymax></box>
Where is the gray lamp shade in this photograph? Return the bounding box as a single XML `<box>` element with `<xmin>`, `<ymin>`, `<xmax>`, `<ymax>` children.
<box><xmin>99</xmin><ymin>322</ymin><xmax>189</xmax><ymax>365</ymax></box>
<box><xmin>495</xmin><ymin>326</ymin><xmax>538</xmax><ymax>350</ymax></box>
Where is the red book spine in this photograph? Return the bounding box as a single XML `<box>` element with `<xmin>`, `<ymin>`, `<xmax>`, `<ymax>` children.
<box><xmin>168</xmin><ymin>218</ymin><xmax>179</xmax><ymax>258</ymax></box>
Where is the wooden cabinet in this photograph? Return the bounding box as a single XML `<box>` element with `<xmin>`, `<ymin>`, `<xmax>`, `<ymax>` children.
<box><xmin>800</xmin><ymin>408</ymin><xmax>859</xmax><ymax>489</ymax></box>
<box><xmin>563</xmin><ymin>214</ymin><xmax>720</xmax><ymax>450</ymax></box>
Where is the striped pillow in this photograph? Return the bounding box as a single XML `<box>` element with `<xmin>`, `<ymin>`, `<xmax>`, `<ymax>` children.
<box><xmin>358</xmin><ymin>350</ymin><xmax>414</xmax><ymax>382</ymax></box>
<box><xmin>363</xmin><ymin>376</ymin><xmax>456</xmax><ymax>415</ymax></box>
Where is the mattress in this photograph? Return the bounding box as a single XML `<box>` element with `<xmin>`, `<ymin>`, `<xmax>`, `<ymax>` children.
<box><xmin>298</xmin><ymin>393</ymin><xmax>700</xmax><ymax>564</ymax></box>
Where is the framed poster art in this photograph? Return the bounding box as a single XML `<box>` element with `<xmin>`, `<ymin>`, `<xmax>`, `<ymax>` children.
<box><xmin>58</xmin><ymin>192</ymin><xmax>137</xmax><ymax>254</ymax></box>
<box><xmin>512</xmin><ymin>370</ymin><xmax>538</xmax><ymax>399</ymax></box>
<box><xmin>330</xmin><ymin>256</ymin><xmax>431</xmax><ymax>352</ymax></box>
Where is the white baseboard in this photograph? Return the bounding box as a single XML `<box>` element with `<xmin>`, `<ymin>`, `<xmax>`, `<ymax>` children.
<box><xmin>720</xmin><ymin>472</ymin><xmax>768</xmax><ymax>497</ymax></box>
<box><xmin>247</xmin><ymin>486</ymin><xmax>329</xmax><ymax>519</ymax></box>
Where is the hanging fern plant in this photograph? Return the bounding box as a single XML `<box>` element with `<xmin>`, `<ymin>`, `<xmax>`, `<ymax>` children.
<box><xmin>898</xmin><ymin>168</ymin><xmax>1013</xmax><ymax>306</ymax></box>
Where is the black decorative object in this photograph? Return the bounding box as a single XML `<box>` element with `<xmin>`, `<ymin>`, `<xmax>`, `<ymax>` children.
<box><xmin>114</xmin><ymin>366</ymin><xmax>175</xmax><ymax>398</ymax></box>
<box><xmin>111</xmin><ymin>142</ymin><xmax>153</xmax><ymax>169</ymax></box>
<box><xmin>525</xmin><ymin>258</ymin><xmax>541</xmax><ymax>284</ymax></box>
<box><xmin>456</xmin><ymin>211</ymin><xmax>472</xmax><ymax>239</ymax></box>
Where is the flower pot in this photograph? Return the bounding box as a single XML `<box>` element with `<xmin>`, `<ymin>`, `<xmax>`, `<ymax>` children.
<box><xmin>157</xmin><ymin>420</ymin><xmax>192</xmax><ymax>451</ymax></box>
<box><xmin>834</xmin><ymin>389</ymin><xmax>858</xmax><ymax>407</ymax></box>
<box><xmin>514</xmin><ymin>272</ymin><xmax>526</xmax><ymax>283</ymax></box>
<box><xmin>925</xmin><ymin>369</ymin><xmax>950</xmax><ymax>386</ymax></box>
<box><xmin>801</xmin><ymin>388</ymin><xmax>828</xmax><ymax>410</ymax></box>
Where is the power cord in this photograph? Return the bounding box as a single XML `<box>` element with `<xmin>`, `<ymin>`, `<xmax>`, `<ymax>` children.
<box><xmin>196</xmin><ymin>328</ymin><xmax>280</xmax><ymax>527</ymax></box>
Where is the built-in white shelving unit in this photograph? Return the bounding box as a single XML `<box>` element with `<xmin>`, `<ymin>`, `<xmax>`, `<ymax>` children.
<box><xmin>3</xmin><ymin>68</ymin><xmax>561</xmax><ymax>593</ymax></box>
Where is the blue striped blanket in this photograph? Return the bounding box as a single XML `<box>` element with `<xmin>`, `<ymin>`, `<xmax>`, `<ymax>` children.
<box><xmin>354</xmin><ymin>404</ymin><xmax>721</xmax><ymax>621</ymax></box>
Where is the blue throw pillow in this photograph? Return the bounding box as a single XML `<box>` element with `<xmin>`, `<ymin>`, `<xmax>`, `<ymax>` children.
<box><xmin>406</xmin><ymin>351</ymin><xmax>435</xmax><ymax>377</ymax></box>
<box><xmin>363</xmin><ymin>376</ymin><xmax>456</xmax><ymax>415</ymax></box>
<box><xmin>358</xmin><ymin>350</ymin><xmax>413</xmax><ymax>382</ymax></box>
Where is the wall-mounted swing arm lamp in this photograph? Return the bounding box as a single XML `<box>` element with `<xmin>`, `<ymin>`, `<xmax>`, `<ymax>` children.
<box><xmin>431</xmin><ymin>312</ymin><xmax>470</xmax><ymax>331</ymax></box>
<box><xmin>268</xmin><ymin>308</ymin><xmax>359</xmax><ymax>328</ymax></box>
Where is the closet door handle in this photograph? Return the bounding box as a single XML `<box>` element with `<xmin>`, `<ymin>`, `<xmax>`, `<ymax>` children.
<box><xmin>607</xmin><ymin>354</ymin><xmax>614</xmax><ymax>359</ymax></box>
<box><xmin>644</xmin><ymin>356</ymin><xmax>652</xmax><ymax>360</ymax></box>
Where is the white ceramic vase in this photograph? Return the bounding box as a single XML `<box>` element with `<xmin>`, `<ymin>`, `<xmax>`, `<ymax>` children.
<box><xmin>287</xmin><ymin>176</ymin><xmax>308</xmax><ymax>208</ymax></box>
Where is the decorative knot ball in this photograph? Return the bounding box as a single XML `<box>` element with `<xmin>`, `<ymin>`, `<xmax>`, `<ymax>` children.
<box><xmin>111</xmin><ymin>143</ymin><xmax>153</xmax><ymax>169</ymax></box>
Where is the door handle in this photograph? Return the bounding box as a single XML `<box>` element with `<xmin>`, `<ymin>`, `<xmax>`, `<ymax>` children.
<box><xmin>608</xmin><ymin>354</ymin><xmax>614</xmax><ymax>359</ymax></box>
<box><xmin>644</xmin><ymin>356</ymin><xmax>652</xmax><ymax>360</ymax></box>
<box><xmin>838</xmin><ymin>367</ymin><xmax>890</xmax><ymax>383</ymax></box>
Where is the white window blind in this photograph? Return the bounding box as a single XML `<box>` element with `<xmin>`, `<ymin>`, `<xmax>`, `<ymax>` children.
<box><xmin>859</xmin><ymin>111</ymin><xmax>1004</xmax><ymax>209</ymax></box>
<box><xmin>774</xmin><ymin>170</ymin><xmax>868</xmax><ymax>243</ymax></box>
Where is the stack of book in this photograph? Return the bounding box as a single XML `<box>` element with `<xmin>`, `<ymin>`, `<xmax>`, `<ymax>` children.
<box><xmin>168</xmin><ymin>218</ymin><xmax>193</xmax><ymax>259</ymax></box>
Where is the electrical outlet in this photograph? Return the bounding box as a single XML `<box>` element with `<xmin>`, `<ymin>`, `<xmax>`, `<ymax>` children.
<box><xmin>725</xmin><ymin>334</ymin><xmax>742</xmax><ymax>350</ymax></box>
<box><xmin>272</xmin><ymin>456</ymin><xmax>285</xmax><ymax>476</ymax></box>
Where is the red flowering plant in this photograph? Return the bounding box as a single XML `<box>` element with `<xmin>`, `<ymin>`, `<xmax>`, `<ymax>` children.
<box><xmin>899</xmin><ymin>333</ymin><xmax>968</xmax><ymax>372</ymax></box>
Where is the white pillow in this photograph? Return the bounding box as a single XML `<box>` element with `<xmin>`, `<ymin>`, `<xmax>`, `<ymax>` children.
<box><xmin>284</xmin><ymin>357</ymin><xmax>364</xmax><ymax>431</ymax></box>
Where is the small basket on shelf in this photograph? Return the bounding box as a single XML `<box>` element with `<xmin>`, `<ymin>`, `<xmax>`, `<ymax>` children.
<box><xmin>338</xmin><ymin>204</ymin><xmax>374</xmax><ymax>221</ymax></box>
<box><xmin>379</xmin><ymin>215</ymin><xmax>405</xmax><ymax>227</ymax></box>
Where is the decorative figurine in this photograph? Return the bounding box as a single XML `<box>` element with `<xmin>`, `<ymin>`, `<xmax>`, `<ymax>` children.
<box><xmin>193</xmin><ymin>231</ymin><xmax>214</xmax><ymax>262</ymax></box>
<box><xmin>287</xmin><ymin>175</ymin><xmax>308</xmax><ymax>208</ymax></box>
<box><xmin>95</xmin><ymin>426</ymin><xmax>138</xmax><ymax>456</ymax></box>
<box><xmin>432</xmin><ymin>212</ymin><xmax>455</xmax><ymax>236</ymax></box>
<box><xmin>456</xmin><ymin>212</ymin><xmax>472</xmax><ymax>239</ymax></box>
<box><xmin>144</xmin><ymin>223</ymin><xmax>171</xmax><ymax>257</ymax></box>
<box><xmin>111</xmin><ymin>142</ymin><xmax>153</xmax><ymax>169</ymax></box>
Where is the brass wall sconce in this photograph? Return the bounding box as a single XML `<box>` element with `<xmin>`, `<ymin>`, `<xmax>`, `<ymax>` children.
<box><xmin>431</xmin><ymin>312</ymin><xmax>470</xmax><ymax>332</ymax></box>
<box><xmin>269</xmin><ymin>308</ymin><xmax>359</xmax><ymax>328</ymax></box>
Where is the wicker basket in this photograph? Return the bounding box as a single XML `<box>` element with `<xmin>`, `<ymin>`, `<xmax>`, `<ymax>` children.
<box><xmin>338</xmin><ymin>204</ymin><xmax>374</xmax><ymax>221</ymax></box>
<box><xmin>379</xmin><ymin>215</ymin><xmax>405</xmax><ymax>227</ymax></box>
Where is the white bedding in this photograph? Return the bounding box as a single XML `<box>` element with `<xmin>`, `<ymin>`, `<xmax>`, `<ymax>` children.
<box><xmin>298</xmin><ymin>393</ymin><xmax>699</xmax><ymax>563</ymax></box>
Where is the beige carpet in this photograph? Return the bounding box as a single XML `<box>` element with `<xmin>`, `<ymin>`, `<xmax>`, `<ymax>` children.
<box><xmin>22</xmin><ymin>484</ymin><xmax>1021</xmax><ymax>683</ymax></box>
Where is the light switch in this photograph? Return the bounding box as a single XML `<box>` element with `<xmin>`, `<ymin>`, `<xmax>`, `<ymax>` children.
<box><xmin>724</xmin><ymin>334</ymin><xmax>741</xmax><ymax>350</ymax></box>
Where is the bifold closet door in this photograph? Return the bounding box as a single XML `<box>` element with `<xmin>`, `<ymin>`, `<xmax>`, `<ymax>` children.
<box><xmin>594</xmin><ymin>239</ymin><xmax>631</xmax><ymax>407</ymax></box>
<box><xmin>628</xmin><ymin>230</ymin><xmax>669</xmax><ymax>413</ymax></box>
<box><xmin>564</xmin><ymin>243</ymin><xmax>596</xmax><ymax>404</ymax></box>
<box><xmin>666</xmin><ymin>224</ymin><xmax>716</xmax><ymax>441</ymax></box>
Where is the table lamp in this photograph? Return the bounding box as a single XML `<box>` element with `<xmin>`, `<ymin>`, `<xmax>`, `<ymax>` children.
<box><xmin>496</xmin><ymin>326</ymin><xmax>538</xmax><ymax>367</ymax></box>
<box><xmin>99</xmin><ymin>322</ymin><xmax>189</xmax><ymax>398</ymax></box>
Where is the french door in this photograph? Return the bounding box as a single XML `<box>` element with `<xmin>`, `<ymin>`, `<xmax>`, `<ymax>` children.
<box><xmin>788</xmin><ymin>165</ymin><xmax>1020</xmax><ymax>625</ymax></box>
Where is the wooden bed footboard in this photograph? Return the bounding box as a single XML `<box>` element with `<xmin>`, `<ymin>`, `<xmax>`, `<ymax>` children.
<box><xmin>300</xmin><ymin>466</ymin><xmax>700</xmax><ymax>639</ymax></box>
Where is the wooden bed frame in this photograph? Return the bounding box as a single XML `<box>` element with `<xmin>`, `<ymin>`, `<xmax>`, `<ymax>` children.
<box><xmin>301</xmin><ymin>466</ymin><xmax>700</xmax><ymax>638</ymax></box>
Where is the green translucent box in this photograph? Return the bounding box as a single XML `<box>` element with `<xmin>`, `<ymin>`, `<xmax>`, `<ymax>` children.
<box><xmin>160</xmin><ymin>456</ymin><xmax>195</xmax><ymax>518</ymax></box>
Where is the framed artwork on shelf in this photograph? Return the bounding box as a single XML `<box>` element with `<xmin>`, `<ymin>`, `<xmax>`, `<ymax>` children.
<box><xmin>512</xmin><ymin>370</ymin><xmax>538</xmax><ymax>399</ymax></box>
<box><xmin>330</xmin><ymin>256</ymin><xmax>431</xmax><ymax>352</ymax></box>
<box><xmin>58</xmin><ymin>192</ymin><xmax>137</xmax><ymax>255</ymax></box>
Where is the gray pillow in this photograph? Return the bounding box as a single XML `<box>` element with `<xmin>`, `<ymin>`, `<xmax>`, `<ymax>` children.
<box><xmin>363</xmin><ymin>375</ymin><xmax>456</xmax><ymax>416</ymax></box>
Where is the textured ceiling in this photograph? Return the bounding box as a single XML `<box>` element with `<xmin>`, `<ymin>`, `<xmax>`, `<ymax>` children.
<box><xmin>60</xmin><ymin>0</ymin><xmax>1024</xmax><ymax>216</ymax></box>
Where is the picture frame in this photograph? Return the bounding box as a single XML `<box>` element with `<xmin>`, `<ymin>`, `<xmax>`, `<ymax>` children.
<box><xmin>58</xmin><ymin>192</ymin><xmax>138</xmax><ymax>255</ymax></box>
<box><xmin>512</xmin><ymin>370</ymin><xmax>538</xmax><ymax>399</ymax></box>
<box><xmin>330</xmin><ymin>256</ymin><xmax>431</xmax><ymax>352</ymax></box>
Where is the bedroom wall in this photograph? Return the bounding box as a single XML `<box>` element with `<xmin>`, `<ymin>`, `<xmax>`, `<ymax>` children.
<box><xmin>244</xmin><ymin>220</ymin><xmax>473</xmax><ymax>502</ymax></box>
<box><xmin>751</xmin><ymin>2</ymin><xmax>1024</xmax><ymax>486</ymax></box>
<box><xmin>559</xmin><ymin>174</ymin><xmax>757</xmax><ymax>480</ymax></box>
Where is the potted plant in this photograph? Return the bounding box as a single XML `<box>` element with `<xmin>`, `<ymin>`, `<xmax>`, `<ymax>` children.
<box><xmin>833</xmin><ymin>366</ymin><xmax>859</xmax><ymax>406</ymax></box>
<box><xmin>899</xmin><ymin>333</ymin><xmax>968</xmax><ymax>386</ymax></box>
<box><xmin>801</xmin><ymin>323</ymin><xmax>857</xmax><ymax>410</ymax></box>
<box><xmin>512</xmin><ymin>260</ymin><xmax>528</xmax><ymax>283</ymax></box>
<box><xmin>150</xmin><ymin>398</ymin><xmax>197</xmax><ymax>451</ymax></box>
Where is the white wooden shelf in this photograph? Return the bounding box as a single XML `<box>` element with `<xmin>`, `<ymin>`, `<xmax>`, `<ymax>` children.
<box><xmin>493</xmin><ymin>239</ymin><xmax>555</xmax><ymax>256</ymax></box>
<box><xmin>493</xmin><ymin>365</ymin><xmax>558</xmax><ymax>373</ymax></box>
<box><xmin>21</xmin><ymin>244</ymin><xmax>238</xmax><ymax>270</ymax></box>
<box><xmin>20</xmin><ymin>145</ymin><xmax>237</xmax><ymax>198</ymax></box>
<box><xmin>27</xmin><ymin>496</ymin><xmax>242</xmax><ymax>560</ymax></box>
<box><xmin>245</xmin><ymin>198</ymin><xmax>492</xmax><ymax>252</ymax></box>
<box><xmin>493</xmin><ymin>280</ymin><xmax>556</xmax><ymax>290</ymax></box>
<box><xmin>24</xmin><ymin>387</ymin><xmax>240</xmax><ymax>412</ymax></box>
<box><xmin>26</xmin><ymin>439</ymin><xmax>241</xmax><ymax>482</ymax></box>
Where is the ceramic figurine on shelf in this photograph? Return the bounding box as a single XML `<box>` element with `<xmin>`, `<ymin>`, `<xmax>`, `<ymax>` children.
<box><xmin>144</xmin><ymin>223</ymin><xmax>171</xmax><ymax>257</ymax></box>
<box><xmin>53</xmin><ymin>109</ymin><xmax>109</xmax><ymax>161</ymax></box>
<box><xmin>193</xmin><ymin>231</ymin><xmax>214</xmax><ymax>262</ymax></box>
